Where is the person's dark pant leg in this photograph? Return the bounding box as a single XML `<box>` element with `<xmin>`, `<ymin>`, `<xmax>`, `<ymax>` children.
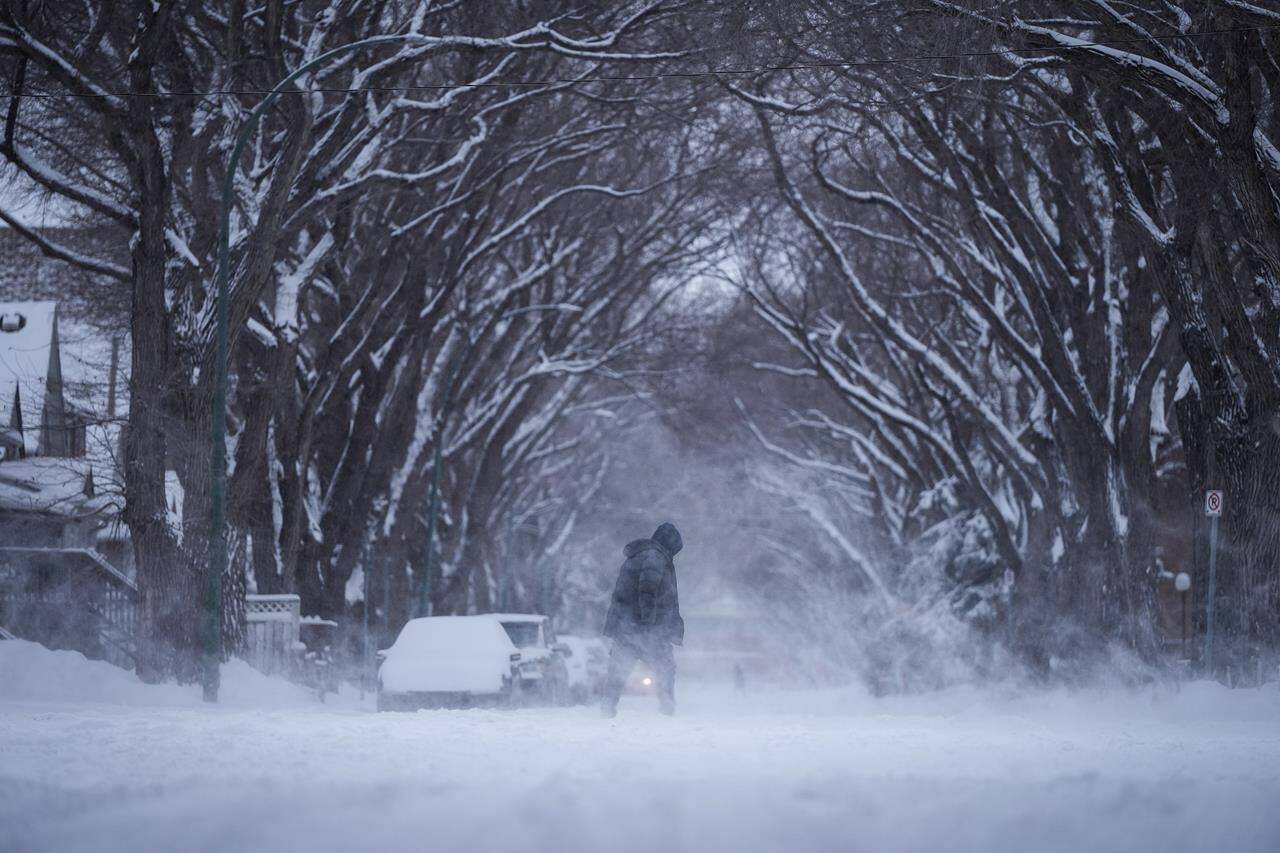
<box><xmin>601</xmin><ymin>639</ymin><xmax>638</xmax><ymax>715</ymax></box>
<box><xmin>649</xmin><ymin>640</ymin><xmax>676</xmax><ymax>716</ymax></box>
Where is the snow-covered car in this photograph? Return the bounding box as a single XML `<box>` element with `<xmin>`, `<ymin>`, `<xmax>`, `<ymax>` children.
<box><xmin>558</xmin><ymin>634</ymin><xmax>609</xmax><ymax>702</ymax></box>
<box><xmin>487</xmin><ymin>614</ymin><xmax>571</xmax><ymax>705</ymax></box>
<box><xmin>377</xmin><ymin>616</ymin><xmax>521</xmax><ymax>711</ymax></box>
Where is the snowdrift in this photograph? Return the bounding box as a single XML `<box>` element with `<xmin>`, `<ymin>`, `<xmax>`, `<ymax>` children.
<box><xmin>0</xmin><ymin>639</ymin><xmax>358</xmax><ymax>709</ymax></box>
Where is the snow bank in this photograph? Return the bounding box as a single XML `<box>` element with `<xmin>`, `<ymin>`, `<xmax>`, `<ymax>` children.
<box><xmin>0</xmin><ymin>639</ymin><xmax>358</xmax><ymax>710</ymax></box>
<box><xmin>0</xmin><ymin>640</ymin><xmax>190</xmax><ymax>706</ymax></box>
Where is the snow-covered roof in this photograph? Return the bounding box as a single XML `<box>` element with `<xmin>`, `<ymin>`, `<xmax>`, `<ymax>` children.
<box><xmin>55</xmin><ymin>316</ymin><xmax>122</xmax><ymax>415</ymax></box>
<box><xmin>0</xmin><ymin>457</ymin><xmax>110</xmax><ymax>516</ymax></box>
<box><xmin>0</xmin><ymin>239</ymin><xmax>130</xmax><ymax>534</ymax></box>
<box><xmin>0</xmin><ymin>301</ymin><xmax>57</xmax><ymax>454</ymax></box>
<box><xmin>390</xmin><ymin>616</ymin><xmax>520</xmax><ymax>650</ymax></box>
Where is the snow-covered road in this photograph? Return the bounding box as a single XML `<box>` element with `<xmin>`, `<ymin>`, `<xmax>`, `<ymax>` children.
<box><xmin>1</xmin><ymin>643</ymin><xmax>1278</xmax><ymax>853</ymax></box>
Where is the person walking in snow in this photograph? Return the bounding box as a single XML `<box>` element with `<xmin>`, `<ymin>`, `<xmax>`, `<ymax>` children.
<box><xmin>600</xmin><ymin>522</ymin><xmax>684</xmax><ymax>717</ymax></box>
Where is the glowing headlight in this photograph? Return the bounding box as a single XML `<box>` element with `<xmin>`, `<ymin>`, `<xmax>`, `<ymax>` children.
<box><xmin>642</xmin><ymin>676</ymin><xmax>653</xmax><ymax>687</ymax></box>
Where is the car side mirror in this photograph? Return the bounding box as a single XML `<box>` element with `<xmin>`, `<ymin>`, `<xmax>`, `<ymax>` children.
<box><xmin>551</xmin><ymin>642</ymin><xmax>572</xmax><ymax>656</ymax></box>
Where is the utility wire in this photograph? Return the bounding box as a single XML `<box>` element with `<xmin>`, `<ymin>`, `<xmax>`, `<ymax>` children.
<box><xmin>5</xmin><ymin>23</ymin><xmax>1279</xmax><ymax>100</ymax></box>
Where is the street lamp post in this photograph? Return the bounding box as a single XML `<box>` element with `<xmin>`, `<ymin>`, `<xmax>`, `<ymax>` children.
<box><xmin>416</xmin><ymin>304</ymin><xmax>580</xmax><ymax>618</ymax></box>
<box><xmin>1002</xmin><ymin>567</ymin><xmax>1015</xmax><ymax>651</ymax></box>
<box><xmin>206</xmin><ymin>33</ymin><xmax>462</xmax><ymax>703</ymax></box>
<box><xmin>1175</xmin><ymin>571</ymin><xmax>1191</xmax><ymax>663</ymax></box>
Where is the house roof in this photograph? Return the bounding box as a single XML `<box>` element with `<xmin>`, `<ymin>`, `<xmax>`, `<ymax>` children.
<box><xmin>0</xmin><ymin>301</ymin><xmax>57</xmax><ymax>454</ymax></box>
<box><xmin>0</xmin><ymin>233</ymin><xmax>134</xmax><ymax>540</ymax></box>
<box><xmin>0</xmin><ymin>300</ymin><xmax>126</xmax><ymax>479</ymax></box>
<box><xmin>0</xmin><ymin>457</ymin><xmax>111</xmax><ymax>517</ymax></box>
<box><xmin>1</xmin><ymin>227</ymin><xmax>132</xmax><ymax>456</ymax></box>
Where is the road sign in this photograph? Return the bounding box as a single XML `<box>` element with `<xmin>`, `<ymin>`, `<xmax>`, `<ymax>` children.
<box><xmin>1205</xmin><ymin>490</ymin><xmax>1223</xmax><ymax>517</ymax></box>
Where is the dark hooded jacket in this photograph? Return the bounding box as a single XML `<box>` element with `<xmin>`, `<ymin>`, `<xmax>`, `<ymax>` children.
<box><xmin>603</xmin><ymin>522</ymin><xmax>684</xmax><ymax>645</ymax></box>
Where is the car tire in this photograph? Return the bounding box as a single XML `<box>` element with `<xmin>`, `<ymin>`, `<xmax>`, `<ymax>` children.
<box><xmin>503</xmin><ymin>676</ymin><xmax>522</xmax><ymax>709</ymax></box>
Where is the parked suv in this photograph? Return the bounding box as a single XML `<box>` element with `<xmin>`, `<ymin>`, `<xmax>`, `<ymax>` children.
<box><xmin>487</xmin><ymin>614</ymin><xmax>571</xmax><ymax>706</ymax></box>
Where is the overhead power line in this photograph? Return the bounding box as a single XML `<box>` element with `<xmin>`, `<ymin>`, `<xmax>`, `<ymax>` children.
<box><xmin>6</xmin><ymin>23</ymin><xmax>1279</xmax><ymax>101</ymax></box>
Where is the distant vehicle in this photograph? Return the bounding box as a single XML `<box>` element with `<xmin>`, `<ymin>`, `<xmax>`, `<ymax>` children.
<box><xmin>376</xmin><ymin>616</ymin><xmax>521</xmax><ymax>711</ymax></box>
<box><xmin>557</xmin><ymin>634</ymin><xmax>608</xmax><ymax>703</ymax></box>
<box><xmin>486</xmin><ymin>613</ymin><xmax>571</xmax><ymax>706</ymax></box>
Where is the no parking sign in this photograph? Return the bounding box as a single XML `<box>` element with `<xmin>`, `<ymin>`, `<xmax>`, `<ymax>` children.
<box><xmin>1204</xmin><ymin>489</ymin><xmax>1224</xmax><ymax>670</ymax></box>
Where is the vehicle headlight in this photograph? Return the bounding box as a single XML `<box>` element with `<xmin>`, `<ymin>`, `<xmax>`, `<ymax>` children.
<box><xmin>642</xmin><ymin>676</ymin><xmax>653</xmax><ymax>687</ymax></box>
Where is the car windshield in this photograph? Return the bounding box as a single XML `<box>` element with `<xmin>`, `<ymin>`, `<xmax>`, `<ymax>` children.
<box><xmin>500</xmin><ymin>621</ymin><xmax>542</xmax><ymax>648</ymax></box>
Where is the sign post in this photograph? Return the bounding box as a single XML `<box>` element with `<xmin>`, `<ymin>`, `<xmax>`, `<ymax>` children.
<box><xmin>1175</xmin><ymin>572</ymin><xmax>1191</xmax><ymax>662</ymax></box>
<box><xmin>1204</xmin><ymin>490</ymin><xmax>1223</xmax><ymax>674</ymax></box>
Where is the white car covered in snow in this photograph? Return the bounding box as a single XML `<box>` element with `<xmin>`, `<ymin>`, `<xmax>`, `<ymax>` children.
<box><xmin>377</xmin><ymin>616</ymin><xmax>521</xmax><ymax>711</ymax></box>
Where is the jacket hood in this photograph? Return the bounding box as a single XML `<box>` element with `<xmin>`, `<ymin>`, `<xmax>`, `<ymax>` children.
<box><xmin>622</xmin><ymin>522</ymin><xmax>683</xmax><ymax>559</ymax></box>
<box><xmin>652</xmin><ymin>522</ymin><xmax>683</xmax><ymax>556</ymax></box>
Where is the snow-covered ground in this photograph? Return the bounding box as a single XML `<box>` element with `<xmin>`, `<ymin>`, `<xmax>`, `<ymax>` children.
<box><xmin>1</xmin><ymin>641</ymin><xmax>1277</xmax><ymax>853</ymax></box>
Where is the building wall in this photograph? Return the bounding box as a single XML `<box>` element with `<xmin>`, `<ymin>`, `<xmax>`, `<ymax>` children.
<box><xmin>0</xmin><ymin>513</ymin><xmax>94</xmax><ymax>550</ymax></box>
